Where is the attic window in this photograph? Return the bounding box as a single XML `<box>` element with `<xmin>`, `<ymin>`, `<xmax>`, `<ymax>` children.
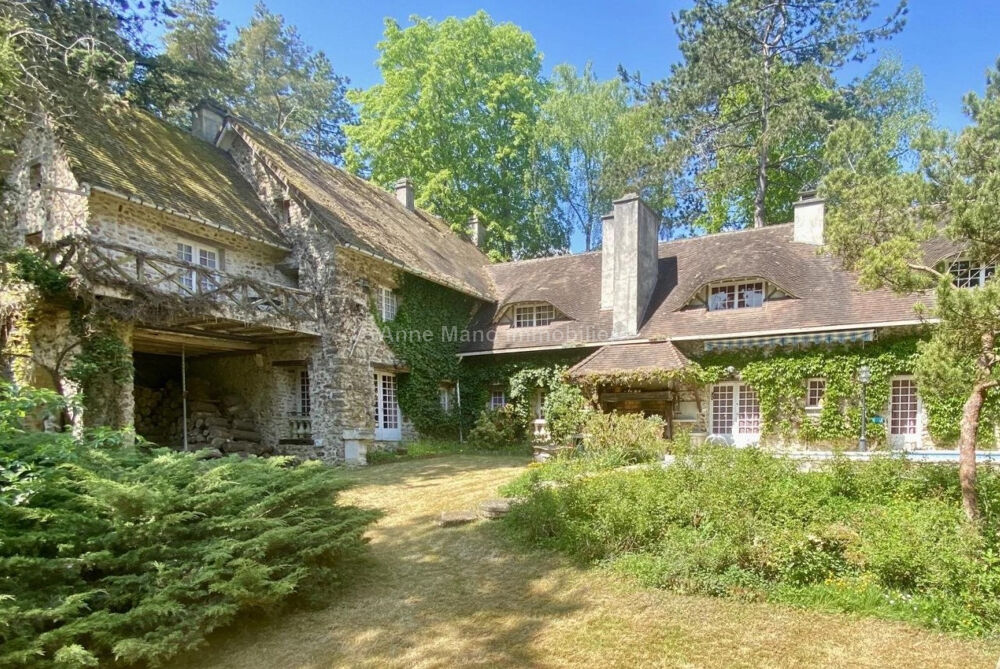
<box><xmin>708</xmin><ymin>281</ymin><xmax>765</xmax><ymax>311</ymax></box>
<box><xmin>948</xmin><ymin>259</ymin><xmax>995</xmax><ymax>288</ymax></box>
<box><xmin>275</xmin><ymin>197</ymin><xmax>291</xmax><ymax>225</ymax></box>
<box><xmin>28</xmin><ymin>162</ymin><xmax>42</xmax><ymax>191</ymax></box>
<box><xmin>513</xmin><ymin>304</ymin><xmax>554</xmax><ymax>328</ymax></box>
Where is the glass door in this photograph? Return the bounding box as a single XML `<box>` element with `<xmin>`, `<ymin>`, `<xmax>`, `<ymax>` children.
<box><xmin>374</xmin><ymin>372</ymin><xmax>401</xmax><ymax>441</ymax></box>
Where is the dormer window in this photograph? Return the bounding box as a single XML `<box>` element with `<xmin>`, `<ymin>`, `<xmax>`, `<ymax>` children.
<box><xmin>513</xmin><ymin>303</ymin><xmax>554</xmax><ymax>328</ymax></box>
<box><xmin>708</xmin><ymin>280</ymin><xmax>765</xmax><ymax>311</ymax></box>
<box><xmin>948</xmin><ymin>259</ymin><xmax>995</xmax><ymax>288</ymax></box>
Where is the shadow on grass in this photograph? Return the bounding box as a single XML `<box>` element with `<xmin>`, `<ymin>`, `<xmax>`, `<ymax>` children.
<box><xmin>167</xmin><ymin>456</ymin><xmax>576</xmax><ymax>668</ymax></box>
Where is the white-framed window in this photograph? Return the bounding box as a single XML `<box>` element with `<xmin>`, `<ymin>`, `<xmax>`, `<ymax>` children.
<box><xmin>805</xmin><ymin>378</ymin><xmax>826</xmax><ymax>409</ymax></box>
<box><xmin>711</xmin><ymin>382</ymin><xmax>760</xmax><ymax>444</ymax></box>
<box><xmin>708</xmin><ymin>280</ymin><xmax>765</xmax><ymax>311</ymax></box>
<box><xmin>176</xmin><ymin>240</ymin><xmax>219</xmax><ymax>293</ymax></box>
<box><xmin>374</xmin><ymin>372</ymin><xmax>401</xmax><ymax>440</ymax></box>
<box><xmin>377</xmin><ymin>286</ymin><xmax>397</xmax><ymax>321</ymax></box>
<box><xmin>299</xmin><ymin>369</ymin><xmax>311</xmax><ymax>416</ymax></box>
<box><xmin>439</xmin><ymin>384</ymin><xmax>454</xmax><ymax>413</ymax></box>
<box><xmin>948</xmin><ymin>259</ymin><xmax>996</xmax><ymax>288</ymax></box>
<box><xmin>512</xmin><ymin>303</ymin><xmax>555</xmax><ymax>328</ymax></box>
<box><xmin>889</xmin><ymin>377</ymin><xmax>919</xmax><ymax>437</ymax></box>
<box><xmin>490</xmin><ymin>388</ymin><xmax>507</xmax><ymax>410</ymax></box>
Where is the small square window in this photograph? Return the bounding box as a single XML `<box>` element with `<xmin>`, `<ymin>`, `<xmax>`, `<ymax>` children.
<box><xmin>806</xmin><ymin>378</ymin><xmax>826</xmax><ymax>408</ymax></box>
<box><xmin>490</xmin><ymin>389</ymin><xmax>507</xmax><ymax>410</ymax></box>
<box><xmin>28</xmin><ymin>162</ymin><xmax>42</xmax><ymax>191</ymax></box>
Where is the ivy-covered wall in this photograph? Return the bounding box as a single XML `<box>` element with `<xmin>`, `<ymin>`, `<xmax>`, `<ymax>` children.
<box><xmin>377</xmin><ymin>272</ymin><xmax>591</xmax><ymax>440</ymax></box>
<box><xmin>691</xmin><ymin>333</ymin><xmax>999</xmax><ymax>448</ymax></box>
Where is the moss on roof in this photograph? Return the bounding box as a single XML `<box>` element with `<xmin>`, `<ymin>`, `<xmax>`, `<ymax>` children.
<box><xmin>59</xmin><ymin>104</ymin><xmax>285</xmax><ymax>247</ymax></box>
<box><xmin>231</xmin><ymin>122</ymin><xmax>494</xmax><ymax>299</ymax></box>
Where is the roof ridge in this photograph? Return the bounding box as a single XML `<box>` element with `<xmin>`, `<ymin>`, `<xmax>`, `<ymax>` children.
<box><xmin>229</xmin><ymin>118</ymin><xmax>487</xmax><ymax>253</ymax></box>
<box><xmin>491</xmin><ymin>223</ymin><xmax>796</xmax><ymax>269</ymax></box>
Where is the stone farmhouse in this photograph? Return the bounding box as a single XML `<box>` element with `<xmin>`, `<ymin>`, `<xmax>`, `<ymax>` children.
<box><xmin>2</xmin><ymin>102</ymin><xmax>983</xmax><ymax>461</ymax></box>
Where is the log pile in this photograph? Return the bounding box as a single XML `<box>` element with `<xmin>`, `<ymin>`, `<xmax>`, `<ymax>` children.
<box><xmin>134</xmin><ymin>377</ymin><xmax>272</xmax><ymax>456</ymax></box>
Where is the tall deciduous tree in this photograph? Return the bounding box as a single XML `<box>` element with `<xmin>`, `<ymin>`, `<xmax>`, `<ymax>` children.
<box><xmin>538</xmin><ymin>64</ymin><xmax>675</xmax><ymax>249</ymax></box>
<box><xmin>346</xmin><ymin>12</ymin><xmax>564</xmax><ymax>260</ymax></box>
<box><xmin>649</xmin><ymin>0</ymin><xmax>906</xmax><ymax>231</ymax></box>
<box><xmin>228</xmin><ymin>2</ymin><xmax>354</xmax><ymax>162</ymax></box>
<box><xmin>823</xmin><ymin>60</ymin><xmax>1000</xmax><ymax>524</ymax></box>
<box><xmin>538</xmin><ymin>64</ymin><xmax>631</xmax><ymax>251</ymax></box>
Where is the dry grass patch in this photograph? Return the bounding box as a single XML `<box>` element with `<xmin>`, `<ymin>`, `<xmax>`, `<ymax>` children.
<box><xmin>168</xmin><ymin>455</ymin><xmax>1000</xmax><ymax>669</ymax></box>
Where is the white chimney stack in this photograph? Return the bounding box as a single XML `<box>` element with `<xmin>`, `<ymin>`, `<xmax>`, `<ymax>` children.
<box><xmin>394</xmin><ymin>178</ymin><xmax>414</xmax><ymax>210</ymax></box>
<box><xmin>793</xmin><ymin>190</ymin><xmax>824</xmax><ymax>245</ymax></box>
<box><xmin>609</xmin><ymin>194</ymin><xmax>660</xmax><ymax>338</ymax></box>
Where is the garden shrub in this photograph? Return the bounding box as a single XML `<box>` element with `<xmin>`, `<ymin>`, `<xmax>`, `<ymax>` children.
<box><xmin>468</xmin><ymin>404</ymin><xmax>526</xmax><ymax>450</ymax></box>
<box><xmin>582</xmin><ymin>412</ymin><xmax>670</xmax><ymax>463</ymax></box>
<box><xmin>503</xmin><ymin>445</ymin><xmax>1000</xmax><ymax>636</ymax></box>
<box><xmin>0</xmin><ymin>383</ymin><xmax>379</xmax><ymax>668</ymax></box>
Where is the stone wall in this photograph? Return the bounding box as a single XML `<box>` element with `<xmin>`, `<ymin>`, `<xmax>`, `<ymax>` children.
<box><xmin>3</xmin><ymin>120</ymin><xmax>88</xmax><ymax>243</ymax></box>
<box><xmin>87</xmin><ymin>193</ymin><xmax>293</xmax><ymax>286</ymax></box>
<box><xmin>225</xmin><ymin>132</ymin><xmax>417</xmax><ymax>462</ymax></box>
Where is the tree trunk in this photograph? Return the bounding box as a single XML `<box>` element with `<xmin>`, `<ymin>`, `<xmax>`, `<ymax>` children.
<box><xmin>754</xmin><ymin>57</ymin><xmax>771</xmax><ymax>229</ymax></box>
<box><xmin>957</xmin><ymin>381</ymin><xmax>985</xmax><ymax>524</ymax></box>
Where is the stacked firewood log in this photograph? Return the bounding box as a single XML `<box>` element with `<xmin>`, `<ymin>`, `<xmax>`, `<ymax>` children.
<box><xmin>133</xmin><ymin>378</ymin><xmax>272</xmax><ymax>456</ymax></box>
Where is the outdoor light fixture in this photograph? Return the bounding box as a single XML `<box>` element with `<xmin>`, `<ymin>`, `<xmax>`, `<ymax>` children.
<box><xmin>858</xmin><ymin>364</ymin><xmax>871</xmax><ymax>451</ymax></box>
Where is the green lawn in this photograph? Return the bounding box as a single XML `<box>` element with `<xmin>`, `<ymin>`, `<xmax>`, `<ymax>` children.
<box><xmin>168</xmin><ymin>455</ymin><xmax>1000</xmax><ymax>668</ymax></box>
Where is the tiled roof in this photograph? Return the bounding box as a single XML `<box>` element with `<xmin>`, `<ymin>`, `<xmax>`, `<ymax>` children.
<box><xmin>229</xmin><ymin>122</ymin><xmax>495</xmax><ymax>300</ymax></box>
<box><xmin>464</xmin><ymin>224</ymin><xmax>937</xmax><ymax>353</ymax></box>
<box><xmin>58</xmin><ymin>105</ymin><xmax>286</xmax><ymax>247</ymax></box>
<box><xmin>568</xmin><ymin>341</ymin><xmax>690</xmax><ymax>377</ymax></box>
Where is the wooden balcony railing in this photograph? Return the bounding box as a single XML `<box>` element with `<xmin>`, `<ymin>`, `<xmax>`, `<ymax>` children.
<box><xmin>47</xmin><ymin>237</ymin><xmax>317</xmax><ymax>328</ymax></box>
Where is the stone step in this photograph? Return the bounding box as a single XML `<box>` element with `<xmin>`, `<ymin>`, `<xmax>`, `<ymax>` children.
<box><xmin>437</xmin><ymin>510</ymin><xmax>479</xmax><ymax>527</ymax></box>
<box><xmin>479</xmin><ymin>498</ymin><xmax>516</xmax><ymax>519</ymax></box>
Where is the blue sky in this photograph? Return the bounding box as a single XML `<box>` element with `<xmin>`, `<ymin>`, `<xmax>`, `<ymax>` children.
<box><xmin>209</xmin><ymin>0</ymin><xmax>1000</xmax><ymax>132</ymax></box>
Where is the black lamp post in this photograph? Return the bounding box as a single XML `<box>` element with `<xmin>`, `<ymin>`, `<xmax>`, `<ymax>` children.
<box><xmin>858</xmin><ymin>364</ymin><xmax>871</xmax><ymax>451</ymax></box>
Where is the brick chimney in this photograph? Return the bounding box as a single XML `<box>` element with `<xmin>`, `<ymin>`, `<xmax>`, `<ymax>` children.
<box><xmin>190</xmin><ymin>100</ymin><xmax>226</xmax><ymax>143</ymax></box>
<box><xmin>793</xmin><ymin>190</ymin><xmax>824</xmax><ymax>245</ymax></box>
<box><xmin>394</xmin><ymin>178</ymin><xmax>414</xmax><ymax>210</ymax></box>
<box><xmin>604</xmin><ymin>194</ymin><xmax>660</xmax><ymax>338</ymax></box>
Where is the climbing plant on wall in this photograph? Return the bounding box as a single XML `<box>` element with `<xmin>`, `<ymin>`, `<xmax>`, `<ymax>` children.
<box><xmin>693</xmin><ymin>333</ymin><xmax>998</xmax><ymax>447</ymax></box>
<box><xmin>1</xmin><ymin>248</ymin><xmax>132</xmax><ymax>425</ymax></box>
<box><xmin>376</xmin><ymin>271</ymin><xmax>592</xmax><ymax>440</ymax></box>
<box><xmin>375</xmin><ymin>272</ymin><xmax>476</xmax><ymax>437</ymax></box>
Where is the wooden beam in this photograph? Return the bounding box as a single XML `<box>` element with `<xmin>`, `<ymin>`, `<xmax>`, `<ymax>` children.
<box><xmin>133</xmin><ymin>328</ymin><xmax>261</xmax><ymax>353</ymax></box>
